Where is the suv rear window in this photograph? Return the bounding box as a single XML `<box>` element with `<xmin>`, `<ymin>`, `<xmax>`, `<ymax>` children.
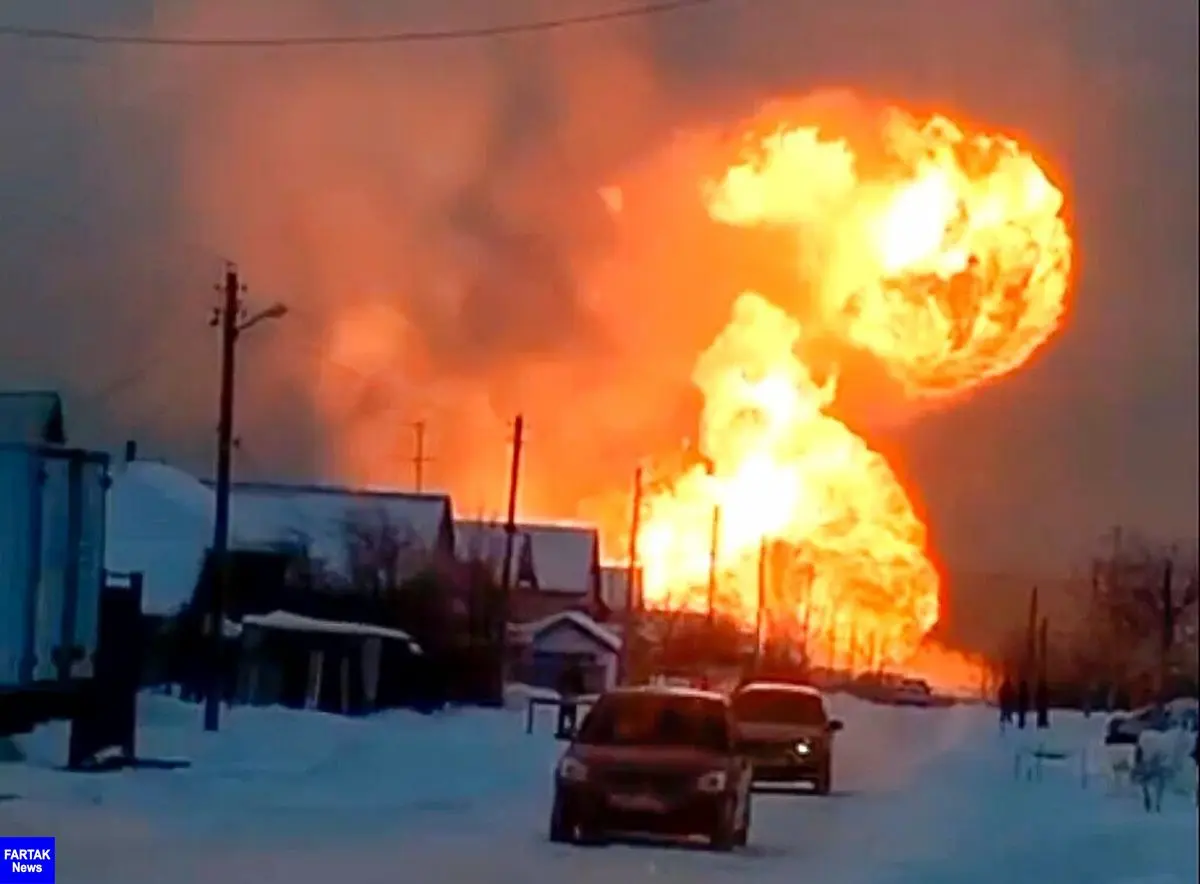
<box><xmin>732</xmin><ymin>688</ymin><xmax>827</xmax><ymax>726</ymax></box>
<box><xmin>576</xmin><ymin>693</ymin><xmax>732</xmax><ymax>752</ymax></box>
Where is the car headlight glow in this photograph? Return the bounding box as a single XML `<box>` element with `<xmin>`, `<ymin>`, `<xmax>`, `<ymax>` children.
<box><xmin>696</xmin><ymin>770</ymin><xmax>728</xmax><ymax>793</ymax></box>
<box><xmin>794</xmin><ymin>740</ymin><xmax>812</xmax><ymax>756</ymax></box>
<box><xmin>557</xmin><ymin>757</ymin><xmax>589</xmax><ymax>783</ymax></box>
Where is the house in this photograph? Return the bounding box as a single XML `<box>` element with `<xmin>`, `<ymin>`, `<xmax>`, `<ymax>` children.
<box><xmin>223</xmin><ymin>481</ymin><xmax>456</xmax><ymax>581</ymax></box>
<box><xmin>235</xmin><ymin>610</ymin><xmax>425</xmax><ymax>715</ymax></box>
<box><xmin>508</xmin><ymin>610</ymin><xmax>621</xmax><ymax>693</ymax></box>
<box><xmin>455</xmin><ymin>519</ymin><xmax>604</xmax><ymax>623</ymax></box>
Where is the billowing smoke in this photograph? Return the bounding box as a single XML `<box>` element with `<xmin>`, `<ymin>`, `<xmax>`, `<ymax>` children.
<box><xmin>94</xmin><ymin>0</ymin><xmax>726</xmax><ymax>514</ymax></box>
<box><xmin>1</xmin><ymin>0</ymin><xmax>1195</xmax><ymax>586</ymax></box>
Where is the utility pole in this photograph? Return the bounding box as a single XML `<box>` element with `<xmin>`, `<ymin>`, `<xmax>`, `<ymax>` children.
<box><xmin>1036</xmin><ymin>616</ymin><xmax>1050</xmax><ymax>729</ymax></box>
<box><xmin>706</xmin><ymin>504</ymin><xmax>721</xmax><ymax>628</ymax></box>
<box><xmin>410</xmin><ymin>420</ymin><xmax>432</xmax><ymax>492</ymax></box>
<box><xmin>495</xmin><ymin>414</ymin><xmax>524</xmax><ymax>704</ymax></box>
<box><xmin>754</xmin><ymin>536</ymin><xmax>767</xmax><ymax>671</ymax></box>
<box><xmin>617</xmin><ymin>466</ymin><xmax>643</xmax><ymax>685</ymax></box>
<box><xmin>204</xmin><ymin>264</ymin><xmax>286</xmax><ymax>733</ymax></box>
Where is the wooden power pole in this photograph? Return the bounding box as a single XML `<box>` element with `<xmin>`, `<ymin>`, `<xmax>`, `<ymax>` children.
<box><xmin>410</xmin><ymin>420</ymin><xmax>432</xmax><ymax>492</ymax></box>
<box><xmin>204</xmin><ymin>265</ymin><xmax>240</xmax><ymax>734</ymax></box>
<box><xmin>706</xmin><ymin>504</ymin><xmax>721</xmax><ymax>627</ymax></box>
<box><xmin>617</xmin><ymin>465</ymin><xmax>643</xmax><ymax>685</ymax></box>
<box><xmin>495</xmin><ymin>415</ymin><xmax>525</xmax><ymax>702</ymax></box>
<box><xmin>204</xmin><ymin>265</ymin><xmax>286</xmax><ymax>733</ymax></box>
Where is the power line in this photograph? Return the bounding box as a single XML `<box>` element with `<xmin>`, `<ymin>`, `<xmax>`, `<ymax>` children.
<box><xmin>0</xmin><ymin>0</ymin><xmax>724</xmax><ymax>49</ymax></box>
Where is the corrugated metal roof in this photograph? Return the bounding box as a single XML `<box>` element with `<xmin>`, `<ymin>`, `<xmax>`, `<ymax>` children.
<box><xmin>227</xmin><ymin>482</ymin><xmax>453</xmax><ymax>575</ymax></box>
<box><xmin>0</xmin><ymin>391</ymin><xmax>65</xmax><ymax>445</ymax></box>
<box><xmin>456</xmin><ymin>519</ymin><xmax>599</xmax><ymax>595</ymax></box>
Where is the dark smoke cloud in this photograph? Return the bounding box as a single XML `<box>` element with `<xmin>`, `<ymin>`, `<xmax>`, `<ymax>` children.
<box><xmin>1</xmin><ymin>0</ymin><xmax>1196</xmax><ymax>598</ymax></box>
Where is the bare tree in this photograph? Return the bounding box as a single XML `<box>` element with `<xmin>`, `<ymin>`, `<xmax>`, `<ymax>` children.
<box><xmin>341</xmin><ymin>506</ymin><xmax>426</xmax><ymax>597</ymax></box>
<box><xmin>1090</xmin><ymin>529</ymin><xmax>1199</xmax><ymax>700</ymax></box>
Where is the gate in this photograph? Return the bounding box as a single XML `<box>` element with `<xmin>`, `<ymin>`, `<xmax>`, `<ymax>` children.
<box><xmin>67</xmin><ymin>573</ymin><xmax>143</xmax><ymax>769</ymax></box>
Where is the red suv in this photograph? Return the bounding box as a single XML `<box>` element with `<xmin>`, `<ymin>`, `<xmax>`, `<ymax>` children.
<box><xmin>549</xmin><ymin>686</ymin><xmax>753</xmax><ymax>850</ymax></box>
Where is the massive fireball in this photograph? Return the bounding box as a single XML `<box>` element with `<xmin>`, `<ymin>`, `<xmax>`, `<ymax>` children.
<box><xmin>636</xmin><ymin>103</ymin><xmax>1072</xmax><ymax>669</ymax></box>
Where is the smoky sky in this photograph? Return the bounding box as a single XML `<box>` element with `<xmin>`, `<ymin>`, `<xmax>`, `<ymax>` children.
<box><xmin>1</xmin><ymin>0</ymin><xmax>1196</xmax><ymax>596</ymax></box>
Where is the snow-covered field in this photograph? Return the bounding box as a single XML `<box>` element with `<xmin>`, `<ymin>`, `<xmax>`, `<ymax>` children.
<box><xmin>2</xmin><ymin>693</ymin><xmax>1196</xmax><ymax>884</ymax></box>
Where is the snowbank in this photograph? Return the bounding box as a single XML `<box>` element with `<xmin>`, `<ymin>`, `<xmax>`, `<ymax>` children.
<box><xmin>5</xmin><ymin>693</ymin><xmax>558</xmax><ymax>843</ymax></box>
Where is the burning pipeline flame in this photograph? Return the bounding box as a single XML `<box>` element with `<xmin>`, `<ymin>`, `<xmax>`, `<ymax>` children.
<box><xmin>636</xmin><ymin>105</ymin><xmax>1072</xmax><ymax>669</ymax></box>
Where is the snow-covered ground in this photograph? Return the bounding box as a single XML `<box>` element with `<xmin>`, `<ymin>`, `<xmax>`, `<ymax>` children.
<box><xmin>1</xmin><ymin>694</ymin><xmax>1196</xmax><ymax>884</ymax></box>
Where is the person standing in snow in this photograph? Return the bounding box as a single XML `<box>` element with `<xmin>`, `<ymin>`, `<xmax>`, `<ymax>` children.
<box><xmin>1034</xmin><ymin>679</ymin><xmax>1050</xmax><ymax>729</ymax></box>
<box><xmin>1191</xmin><ymin>728</ymin><xmax>1199</xmax><ymax>808</ymax></box>
<box><xmin>1016</xmin><ymin>678</ymin><xmax>1030</xmax><ymax>730</ymax></box>
<box><xmin>556</xmin><ymin>659</ymin><xmax>587</xmax><ymax>737</ymax></box>
<box><xmin>998</xmin><ymin>677</ymin><xmax>1015</xmax><ymax>732</ymax></box>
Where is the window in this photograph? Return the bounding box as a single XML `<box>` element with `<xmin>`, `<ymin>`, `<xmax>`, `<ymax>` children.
<box><xmin>576</xmin><ymin>694</ymin><xmax>731</xmax><ymax>753</ymax></box>
<box><xmin>732</xmin><ymin>689</ymin><xmax>827</xmax><ymax>726</ymax></box>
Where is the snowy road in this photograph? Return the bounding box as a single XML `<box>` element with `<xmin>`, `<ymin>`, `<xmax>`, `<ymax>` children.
<box><xmin>2</xmin><ymin>696</ymin><xmax>1196</xmax><ymax>883</ymax></box>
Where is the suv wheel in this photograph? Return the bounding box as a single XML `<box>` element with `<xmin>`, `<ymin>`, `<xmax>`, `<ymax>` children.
<box><xmin>548</xmin><ymin>795</ymin><xmax>577</xmax><ymax>844</ymax></box>
<box><xmin>709</xmin><ymin>800</ymin><xmax>738</xmax><ymax>852</ymax></box>
<box><xmin>813</xmin><ymin>762</ymin><xmax>832</xmax><ymax>796</ymax></box>
<box><xmin>733</xmin><ymin>795</ymin><xmax>750</xmax><ymax>847</ymax></box>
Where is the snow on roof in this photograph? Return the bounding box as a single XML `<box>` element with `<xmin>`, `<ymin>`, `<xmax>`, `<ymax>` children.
<box><xmin>242</xmin><ymin>609</ymin><xmax>422</xmax><ymax>654</ymax></box>
<box><xmin>456</xmin><ymin>520</ymin><xmax>599</xmax><ymax>595</ymax></box>
<box><xmin>510</xmin><ymin>610</ymin><xmax>621</xmax><ymax>653</ymax></box>
<box><xmin>106</xmin><ymin>460</ymin><xmax>231</xmax><ymax>616</ymax></box>
<box><xmin>225</xmin><ymin>482</ymin><xmax>453</xmax><ymax>576</ymax></box>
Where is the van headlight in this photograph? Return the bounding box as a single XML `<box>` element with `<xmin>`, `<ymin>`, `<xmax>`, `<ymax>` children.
<box><xmin>794</xmin><ymin>740</ymin><xmax>812</xmax><ymax>756</ymax></box>
<box><xmin>696</xmin><ymin>770</ymin><xmax>728</xmax><ymax>793</ymax></box>
<box><xmin>556</xmin><ymin>757</ymin><xmax>589</xmax><ymax>783</ymax></box>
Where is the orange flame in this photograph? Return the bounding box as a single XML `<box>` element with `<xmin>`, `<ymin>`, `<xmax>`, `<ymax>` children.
<box><xmin>637</xmin><ymin>104</ymin><xmax>1072</xmax><ymax>669</ymax></box>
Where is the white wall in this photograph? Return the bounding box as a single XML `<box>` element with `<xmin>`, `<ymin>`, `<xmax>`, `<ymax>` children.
<box><xmin>530</xmin><ymin>622</ymin><xmax>618</xmax><ymax>690</ymax></box>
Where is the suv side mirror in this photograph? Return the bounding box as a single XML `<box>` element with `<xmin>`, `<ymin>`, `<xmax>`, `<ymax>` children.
<box><xmin>828</xmin><ymin>719</ymin><xmax>844</xmax><ymax>732</ymax></box>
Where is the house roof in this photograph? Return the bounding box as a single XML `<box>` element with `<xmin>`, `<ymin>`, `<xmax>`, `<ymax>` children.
<box><xmin>242</xmin><ymin>610</ymin><xmax>422</xmax><ymax>654</ymax></box>
<box><xmin>225</xmin><ymin>481</ymin><xmax>453</xmax><ymax>574</ymax></box>
<box><xmin>510</xmin><ymin>610</ymin><xmax>621</xmax><ymax>653</ymax></box>
<box><xmin>456</xmin><ymin>519</ymin><xmax>598</xmax><ymax>595</ymax></box>
<box><xmin>106</xmin><ymin>460</ymin><xmax>226</xmax><ymax>616</ymax></box>
<box><xmin>0</xmin><ymin>391</ymin><xmax>65</xmax><ymax>445</ymax></box>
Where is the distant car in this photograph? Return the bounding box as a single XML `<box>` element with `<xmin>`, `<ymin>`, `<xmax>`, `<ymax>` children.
<box><xmin>549</xmin><ymin>685</ymin><xmax>753</xmax><ymax>850</ymax></box>
<box><xmin>731</xmin><ymin>681</ymin><xmax>843</xmax><ymax>795</ymax></box>
<box><xmin>892</xmin><ymin>678</ymin><xmax>935</xmax><ymax>707</ymax></box>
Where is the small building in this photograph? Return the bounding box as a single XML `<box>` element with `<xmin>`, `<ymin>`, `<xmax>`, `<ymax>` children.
<box><xmin>235</xmin><ymin>610</ymin><xmax>424</xmax><ymax>715</ymax></box>
<box><xmin>107</xmin><ymin>458</ymin><xmax>458</xmax><ymax>700</ymax></box>
<box><xmin>508</xmin><ymin>611</ymin><xmax>621</xmax><ymax>694</ymax></box>
<box><xmin>455</xmin><ymin>520</ymin><xmax>604</xmax><ymax>623</ymax></box>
